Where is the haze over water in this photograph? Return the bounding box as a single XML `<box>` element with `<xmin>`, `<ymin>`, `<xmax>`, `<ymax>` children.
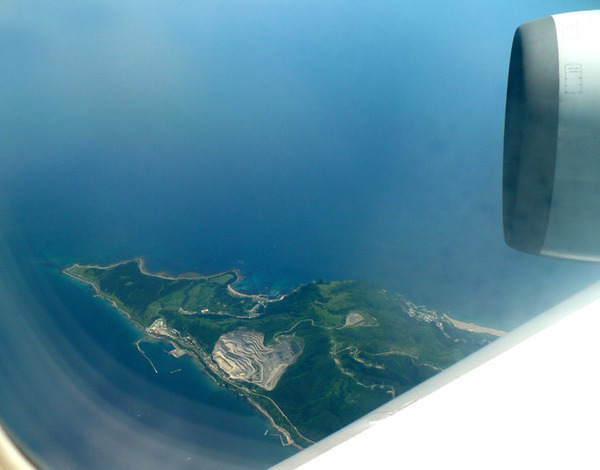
<box><xmin>2</xmin><ymin>1</ymin><xmax>600</xmax><ymax>468</ymax></box>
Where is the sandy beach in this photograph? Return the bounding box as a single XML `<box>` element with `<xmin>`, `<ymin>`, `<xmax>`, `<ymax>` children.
<box><xmin>444</xmin><ymin>314</ymin><xmax>506</xmax><ymax>336</ymax></box>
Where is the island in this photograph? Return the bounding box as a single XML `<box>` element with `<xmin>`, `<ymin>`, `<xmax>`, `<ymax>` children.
<box><xmin>64</xmin><ymin>258</ymin><xmax>504</xmax><ymax>449</ymax></box>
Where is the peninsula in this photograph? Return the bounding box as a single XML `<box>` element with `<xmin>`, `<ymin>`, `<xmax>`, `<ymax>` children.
<box><xmin>64</xmin><ymin>258</ymin><xmax>503</xmax><ymax>448</ymax></box>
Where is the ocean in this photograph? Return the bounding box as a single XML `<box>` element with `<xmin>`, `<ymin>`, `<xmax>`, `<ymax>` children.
<box><xmin>3</xmin><ymin>1</ymin><xmax>600</xmax><ymax>468</ymax></box>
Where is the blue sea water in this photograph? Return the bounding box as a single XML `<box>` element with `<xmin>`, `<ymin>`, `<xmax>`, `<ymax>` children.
<box><xmin>3</xmin><ymin>1</ymin><xmax>600</xmax><ymax>468</ymax></box>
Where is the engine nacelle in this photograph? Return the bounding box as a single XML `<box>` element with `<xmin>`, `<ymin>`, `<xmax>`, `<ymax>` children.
<box><xmin>503</xmin><ymin>11</ymin><xmax>600</xmax><ymax>260</ymax></box>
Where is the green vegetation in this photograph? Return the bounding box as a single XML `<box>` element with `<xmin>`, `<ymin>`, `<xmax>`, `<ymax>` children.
<box><xmin>65</xmin><ymin>259</ymin><xmax>499</xmax><ymax>448</ymax></box>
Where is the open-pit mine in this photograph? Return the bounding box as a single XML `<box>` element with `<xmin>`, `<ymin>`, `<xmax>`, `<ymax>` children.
<box><xmin>212</xmin><ymin>329</ymin><xmax>303</xmax><ymax>391</ymax></box>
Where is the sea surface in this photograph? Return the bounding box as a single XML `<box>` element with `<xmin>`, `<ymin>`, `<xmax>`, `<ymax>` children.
<box><xmin>3</xmin><ymin>1</ymin><xmax>600</xmax><ymax>469</ymax></box>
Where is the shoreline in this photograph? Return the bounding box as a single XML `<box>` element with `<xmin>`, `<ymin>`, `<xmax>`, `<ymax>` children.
<box><xmin>63</xmin><ymin>258</ymin><xmax>504</xmax><ymax>449</ymax></box>
<box><xmin>179</xmin><ymin>342</ymin><xmax>305</xmax><ymax>449</ymax></box>
<box><xmin>62</xmin><ymin>260</ymin><xmax>308</xmax><ymax>449</ymax></box>
<box><xmin>443</xmin><ymin>314</ymin><xmax>506</xmax><ymax>336</ymax></box>
<box><xmin>68</xmin><ymin>257</ymin><xmax>289</xmax><ymax>303</ymax></box>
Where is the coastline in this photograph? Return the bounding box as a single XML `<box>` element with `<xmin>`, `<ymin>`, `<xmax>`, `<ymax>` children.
<box><xmin>63</xmin><ymin>258</ymin><xmax>503</xmax><ymax>450</ymax></box>
<box><xmin>62</xmin><ymin>259</ymin><xmax>309</xmax><ymax>449</ymax></box>
<box><xmin>69</xmin><ymin>257</ymin><xmax>289</xmax><ymax>303</ymax></box>
<box><xmin>444</xmin><ymin>314</ymin><xmax>506</xmax><ymax>337</ymax></box>
<box><xmin>63</xmin><ymin>264</ymin><xmax>144</xmax><ymax>330</ymax></box>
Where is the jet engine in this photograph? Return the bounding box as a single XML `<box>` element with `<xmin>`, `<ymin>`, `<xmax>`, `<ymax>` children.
<box><xmin>503</xmin><ymin>10</ymin><xmax>600</xmax><ymax>260</ymax></box>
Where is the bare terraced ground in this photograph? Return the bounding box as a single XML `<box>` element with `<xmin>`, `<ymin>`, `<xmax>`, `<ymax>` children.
<box><xmin>212</xmin><ymin>329</ymin><xmax>303</xmax><ymax>391</ymax></box>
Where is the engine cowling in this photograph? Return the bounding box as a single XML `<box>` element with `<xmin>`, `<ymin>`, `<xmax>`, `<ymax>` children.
<box><xmin>503</xmin><ymin>10</ymin><xmax>600</xmax><ymax>261</ymax></box>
